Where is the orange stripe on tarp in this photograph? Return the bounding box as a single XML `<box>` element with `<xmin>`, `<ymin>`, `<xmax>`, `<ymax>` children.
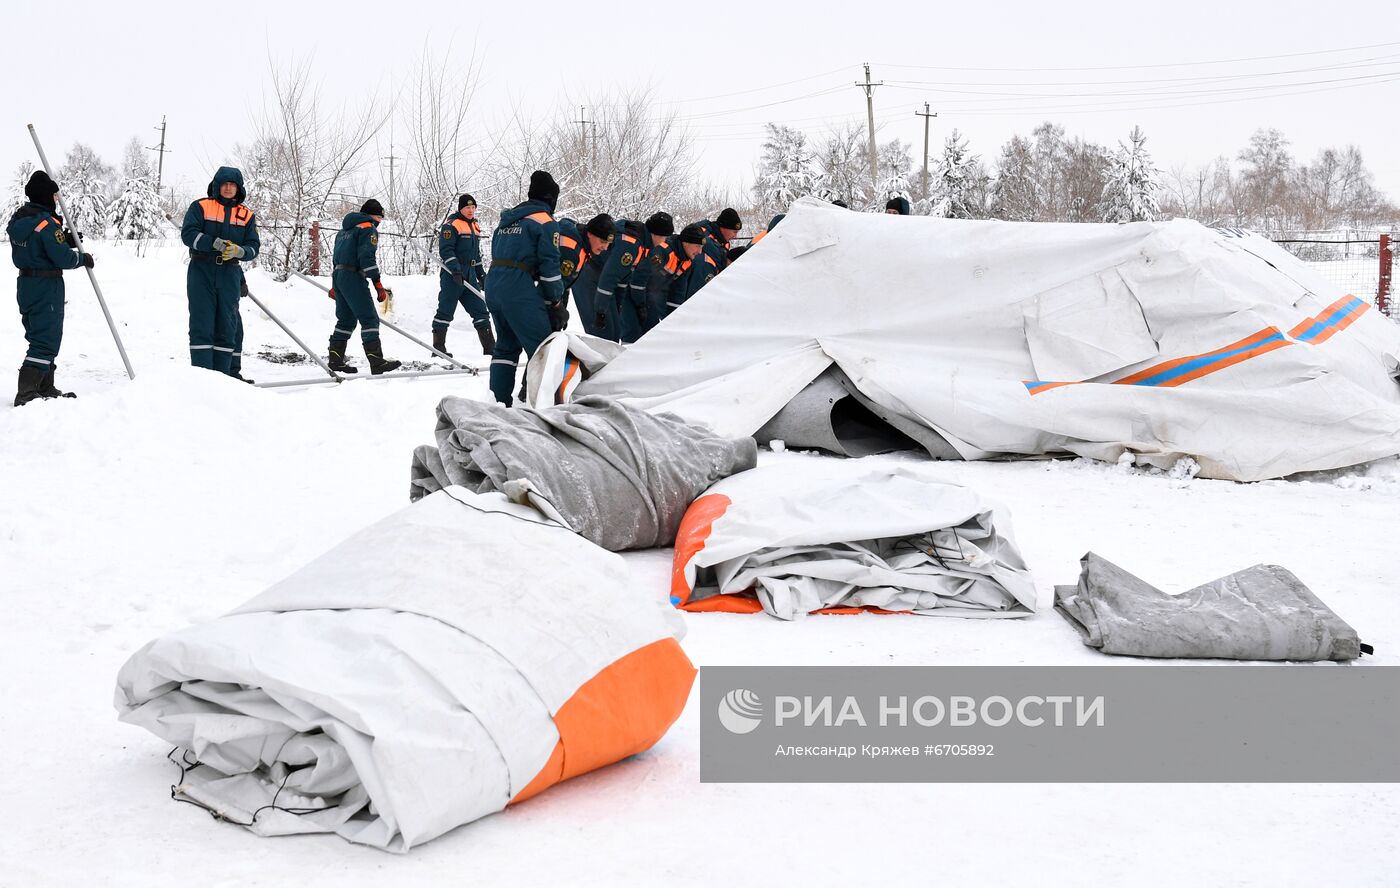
<box><xmin>555</xmin><ymin>357</ymin><xmax>580</xmax><ymax>405</ymax></box>
<box><xmin>679</xmin><ymin>594</ymin><xmax>765</xmax><ymax>614</ymax></box>
<box><xmin>509</xmin><ymin>637</ymin><xmax>695</xmax><ymax>805</ymax></box>
<box><xmin>669</xmin><ymin>494</ymin><xmax>731</xmax><ymax>607</ymax></box>
<box><xmin>1113</xmin><ymin>327</ymin><xmax>1282</xmax><ymax>386</ymax></box>
<box><xmin>1288</xmin><ymin>295</ymin><xmax>1356</xmax><ymax>338</ymax></box>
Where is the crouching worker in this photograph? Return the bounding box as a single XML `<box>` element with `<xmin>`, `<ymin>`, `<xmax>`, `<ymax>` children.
<box><xmin>433</xmin><ymin>193</ymin><xmax>494</xmax><ymax>357</ymax></box>
<box><xmin>485</xmin><ymin>170</ymin><xmax>566</xmax><ymax>406</ymax></box>
<box><xmin>328</xmin><ymin>199</ymin><xmax>401</xmax><ymax>375</ymax></box>
<box><xmin>182</xmin><ymin>166</ymin><xmax>259</xmax><ymax>375</ymax></box>
<box><xmin>8</xmin><ymin>170</ymin><xmax>91</xmax><ymax>405</ymax></box>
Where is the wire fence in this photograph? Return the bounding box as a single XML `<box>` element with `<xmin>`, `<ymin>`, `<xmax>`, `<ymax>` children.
<box><xmin>1271</xmin><ymin>231</ymin><xmax>1395</xmax><ymax>320</ymax></box>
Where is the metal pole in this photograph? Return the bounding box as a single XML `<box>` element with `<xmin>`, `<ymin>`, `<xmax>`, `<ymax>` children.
<box><xmin>915</xmin><ymin>103</ymin><xmax>938</xmax><ymax>200</ymax></box>
<box><xmin>257</xmin><ymin>366</ymin><xmax>480</xmax><ymax>390</ymax></box>
<box><xmin>1378</xmin><ymin>233</ymin><xmax>1393</xmax><ymax>318</ymax></box>
<box><xmin>288</xmin><ymin>270</ymin><xmax>477</xmax><ymax>373</ymax></box>
<box><xmin>28</xmin><ymin>123</ymin><xmax>136</xmax><ymax>380</ymax></box>
<box><xmin>240</xmin><ymin>286</ymin><xmax>340</xmax><ymax>382</ymax></box>
<box><xmin>855</xmin><ymin>63</ymin><xmax>882</xmax><ymax>197</ymax></box>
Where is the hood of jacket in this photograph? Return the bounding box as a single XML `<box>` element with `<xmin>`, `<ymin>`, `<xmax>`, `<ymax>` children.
<box><xmin>207</xmin><ymin>166</ymin><xmax>247</xmax><ymax>204</ymax></box>
<box><xmin>341</xmin><ymin>211</ymin><xmax>377</xmax><ymax>231</ymax></box>
<box><xmin>7</xmin><ymin>202</ymin><xmax>53</xmax><ymax>239</ymax></box>
<box><xmin>499</xmin><ymin>199</ymin><xmax>552</xmax><ymax>228</ymax></box>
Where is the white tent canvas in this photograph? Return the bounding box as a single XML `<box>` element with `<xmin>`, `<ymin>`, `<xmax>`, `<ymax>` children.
<box><xmin>574</xmin><ymin>198</ymin><xmax>1400</xmax><ymax>481</ymax></box>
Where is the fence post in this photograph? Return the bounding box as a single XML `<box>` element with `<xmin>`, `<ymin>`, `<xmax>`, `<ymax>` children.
<box><xmin>309</xmin><ymin>221</ymin><xmax>321</xmax><ymax>276</ymax></box>
<box><xmin>1378</xmin><ymin>233</ymin><xmax>1392</xmax><ymax>317</ymax></box>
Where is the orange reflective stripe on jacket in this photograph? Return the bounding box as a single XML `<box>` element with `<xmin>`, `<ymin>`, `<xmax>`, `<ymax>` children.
<box><xmin>751</xmin><ymin>230</ymin><xmax>767</xmax><ymax>244</ymax></box>
<box><xmin>525</xmin><ymin>211</ymin><xmax>553</xmax><ymax>224</ymax></box>
<box><xmin>230</xmin><ymin>205</ymin><xmax>252</xmax><ymax>227</ymax></box>
<box><xmin>35</xmin><ymin>219</ymin><xmax>50</xmax><ymax>232</ymax></box>
<box><xmin>664</xmin><ymin>253</ymin><xmax>679</xmax><ymax>273</ymax></box>
<box><xmin>560</xmin><ymin>235</ymin><xmax>578</xmax><ymax>251</ymax></box>
<box><xmin>198</xmin><ymin>198</ymin><xmax>224</xmax><ymax>222</ymax></box>
<box><xmin>451</xmin><ymin>218</ymin><xmax>479</xmax><ymax>236</ymax></box>
<box><xmin>357</xmin><ymin>221</ymin><xmax>374</xmax><ymax>229</ymax></box>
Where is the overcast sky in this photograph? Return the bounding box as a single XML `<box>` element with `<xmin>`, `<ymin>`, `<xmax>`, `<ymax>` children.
<box><xmin>7</xmin><ymin>1</ymin><xmax>1400</xmax><ymax>207</ymax></box>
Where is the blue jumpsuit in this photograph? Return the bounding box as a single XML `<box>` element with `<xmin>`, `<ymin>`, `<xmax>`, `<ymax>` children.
<box><xmin>8</xmin><ymin>203</ymin><xmax>82</xmax><ymax>372</ymax></box>
<box><xmin>485</xmin><ymin>199</ymin><xmax>563</xmax><ymax>405</ymax></box>
<box><xmin>329</xmin><ymin>212</ymin><xmax>385</xmax><ymax>351</ymax></box>
<box><xmin>583</xmin><ymin>219</ymin><xmax>649</xmax><ymax>342</ymax></box>
<box><xmin>433</xmin><ymin>212</ymin><xmax>490</xmax><ymax>334</ymax></box>
<box><xmin>180</xmin><ymin>166</ymin><xmax>260</xmax><ymax>375</ymax></box>
<box><xmin>643</xmin><ymin>239</ymin><xmax>683</xmax><ymax>328</ymax></box>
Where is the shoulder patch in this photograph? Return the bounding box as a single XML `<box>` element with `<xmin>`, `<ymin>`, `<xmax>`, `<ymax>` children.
<box><xmin>561</xmin><ymin>260</ymin><xmax>575</xmax><ymax>277</ymax></box>
<box><xmin>442</xmin><ymin>229</ymin><xmax>453</xmax><ymax>240</ymax></box>
<box><xmin>552</xmin><ymin>232</ymin><xmax>560</xmax><ymax>248</ymax></box>
<box><xmin>54</xmin><ymin>228</ymin><xmax>66</xmax><ymax>244</ymax></box>
<box><xmin>370</xmin><ymin>233</ymin><xmax>378</xmax><ymax>246</ymax></box>
<box><xmin>620</xmin><ymin>252</ymin><xmax>634</xmax><ymax>267</ymax></box>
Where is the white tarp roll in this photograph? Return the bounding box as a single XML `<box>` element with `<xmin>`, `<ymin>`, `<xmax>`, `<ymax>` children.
<box><xmin>115</xmin><ymin>489</ymin><xmax>696</xmax><ymax>852</ymax></box>
<box><xmin>670</xmin><ymin>461</ymin><xmax>1037</xmax><ymax>618</ymax></box>
<box><xmin>577</xmin><ymin>199</ymin><xmax>1400</xmax><ymax>481</ymax></box>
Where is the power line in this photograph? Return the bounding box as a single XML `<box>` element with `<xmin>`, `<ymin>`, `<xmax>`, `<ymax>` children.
<box><xmin>870</xmin><ymin>39</ymin><xmax>1400</xmax><ymax>73</ymax></box>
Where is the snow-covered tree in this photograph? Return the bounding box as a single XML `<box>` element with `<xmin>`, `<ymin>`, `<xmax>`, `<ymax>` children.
<box><xmin>930</xmin><ymin>129</ymin><xmax>984</xmax><ymax>219</ymax></box>
<box><xmin>753</xmin><ymin>123</ymin><xmax>816</xmax><ymax>211</ymax></box>
<box><xmin>121</xmin><ymin>136</ymin><xmax>152</xmax><ymax>180</ymax></box>
<box><xmin>813</xmin><ymin>123</ymin><xmax>870</xmax><ymax>209</ymax></box>
<box><xmin>59</xmin><ymin>143</ymin><xmax>113</xmax><ymax>238</ymax></box>
<box><xmin>875</xmin><ymin>138</ymin><xmax>913</xmax><ymax>203</ymax></box>
<box><xmin>1099</xmin><ymin>125</ymin><xmax>1161</xmax><ymax>223</ymax></box>
<box><xmin>1</xmin><ymin>162</ymin><xmax>35</xmax><ymax>242</ymax></box>
<box><xmin>106</xmin><ymin>172</ymin><xmax>167</xmax><ymax>243</ymax></box>
<box><xmin>990</xmin><ymin>135</ymin><xmax>1040</xmax><ymax>221</ymax></box>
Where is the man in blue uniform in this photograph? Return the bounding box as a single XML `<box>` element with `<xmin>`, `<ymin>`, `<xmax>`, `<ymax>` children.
<box><xmin>432</xmin><ymin>193</ymin><xmax>494</xmax><ymax>357</ymax></box>
<box><xmin>181</xmin><ymin>166</ymin><xmax>260</xmax><ymax>376</ymax></box>
<box><xmin>570</xmin><ymin>213</ymin><xmax>615</xmax><ymax>338</ymax></box>
<box><xmin>8</xmin><ymin>170</ymin><xmax>91</xmax><ymax>406</ymax></box>
<box><xmin>485</xmin><ymin>170</ymin><xmax>566</xmax><ymax>406</ymax></box>
<box><xmin>672</xmin><ymin>222</ymin><xmax>719</xmax><ymax>309</ymax></box>
<box><xmin>641</xmin><ymin>212</ymin><xmax>679</xmax><ymax>331</ymax></box>
<box><xmin>328</xmin><ymin>199</ymin><xmax>401</xmax><ymax>375</ymax></box>
<box><xmin>593</xmin><ymin>218</ymin><xmax>650</xmax><ymax>343</ymax></box>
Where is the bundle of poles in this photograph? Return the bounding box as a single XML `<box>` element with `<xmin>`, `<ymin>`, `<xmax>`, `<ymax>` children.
<box><xmin>24</xmin><ymin>123</ymin><xmax>483</xmax><ymax>389</ymax></box>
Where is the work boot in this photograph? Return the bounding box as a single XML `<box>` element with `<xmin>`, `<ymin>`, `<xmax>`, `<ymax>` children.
<box><xmin>364</xmin><ymin>339</ymin><xmax>402</xmax><ymax>375</ymax></box>
<box><xmin>476</xmin><ymin>324</ymin><xmax>496</xmax><ymax>355</ymax></box>
<box><xmin>328</xmin><ymin>339</ymin><xmax>358</xmax><ymax>374</ymax></box>
<box><xmin>231</xmin><ymin>373</ymin><xmax>255</xmax><ymax>385</ymax></box>
<box><xmin>432</xmin><ymin>328</ymin><xmax>452</xmax><ymax>358</ymax></box>
<box><xmin>13</xmin><ymin>365</ymin><xmax>45</xmax><ymax>407</ymax></box>
<box><xmin>39</xmin><ymin>366</ymin><xmax>76</xmax><ymax>399</ymax></box>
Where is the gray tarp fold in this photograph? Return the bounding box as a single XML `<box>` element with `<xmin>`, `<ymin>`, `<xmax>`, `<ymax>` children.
<box><xmin>410</xmin><ymin>395</ymin><xmax>758</xmax><ymax>551</ymax></box>
<box><xmin>1055</xmin><ymin>552</ymin><xmax>1365</xmax><ymax>660</ymax></box>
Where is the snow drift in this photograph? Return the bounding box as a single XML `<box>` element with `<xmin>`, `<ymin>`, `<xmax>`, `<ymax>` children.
<box><xmin>575</xmin><ymin>199</ymin><xmax>1400</xmax><ymax>481</ymax></box>
<box><xmin>115</xmin><ymin>488</ymin><xmax>695</xmax><ymax>852</ymax></box>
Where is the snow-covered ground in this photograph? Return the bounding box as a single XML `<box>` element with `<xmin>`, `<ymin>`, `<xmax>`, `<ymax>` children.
<box><xmin>2</xmin><ymin>239</ymin><xmax>1398</xmax><ymax>886</ymax></box>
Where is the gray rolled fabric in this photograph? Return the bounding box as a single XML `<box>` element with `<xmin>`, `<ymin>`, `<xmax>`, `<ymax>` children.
<box><xmin>411</xmin><ymin>395</ymin><xmax>758</xmax><ymax>551</ymax></box>
<box><xmin>1055</xmin><ymin>552</ymin><xmax>1365</xmax><ymax>661</ymax></box>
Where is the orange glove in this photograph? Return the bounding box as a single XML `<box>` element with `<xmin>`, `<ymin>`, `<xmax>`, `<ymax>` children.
<box><xmin>328</xmin><ymin>287</ymin><xmax>336</xmax><ymax>301</ymax></box>
<box><xmin>374</xmin><ymin>282</ymin><xmax>391</xmax><ymax>303</ymax></box>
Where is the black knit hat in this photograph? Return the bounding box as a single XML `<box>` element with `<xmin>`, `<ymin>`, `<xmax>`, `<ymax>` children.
<box><xmin>585</xmin><ymin>213</ymin><xmax>615</xmax><ymax>241</ymax></box>
<box><xmin>528</xmin><ymin>170</ymin><xmax>560</xmax><ymax>209</ymax></box>
<box><xmin>361</xmin><ymin>198</ymin><xmax>385</xmax><ymax>216</ymax></box>
<box><xmin>24</xmin><ymin>170</ymin><xmax>59</xmax><ymax>207</ymax></box>
<box><xmin>645</xmin><ymin>212</ymin><xmax>674</xmax><ymax>237</ymax></box>
<box><xmin>885</xmin><ymin>196</ymin><xmax>910</xmax><ymax>215</ymax></box>
<box><xmin>716</xmin><ymin>207</ymin><xmax>743</xmax><ymax>230</ymax></box>
<box><xmin>458</xmin><ymin>194</ymin><xmax>476</xmax><ymax>210</ymax></box>
<box><xmin>678</xmin><ymin>223</ymin><xmax>706</xmax><ymax>245</ymax></box>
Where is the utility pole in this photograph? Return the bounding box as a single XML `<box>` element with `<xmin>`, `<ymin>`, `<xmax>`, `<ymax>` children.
<box><xmin>915</xmin><ymin>103</ymin><xmax>938</xmax><ymax>199</ymax></box>
<box><xmin>855</xmin><ymin>62</ymin><xmax>883</xmax><ymax>195</ymax></box>
<box><xmin>146</xmin><ymin>115</ymin><xmax>170</xmax><ymax>192</ymax></box>
<box><xmin>383</xmin><ymin>148</ymin><xmax>399</xmax><ymax>217</ymax></box>
<box><xmin>575</xmin><ymin>105</ymin><xmax>597</xmax><ymax>167</ymax></box>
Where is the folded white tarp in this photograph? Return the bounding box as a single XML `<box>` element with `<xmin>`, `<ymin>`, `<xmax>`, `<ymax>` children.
<box><xmin>670</xmin><ymin>461</ymin><xmax>1037</xmax><ymax>618</ymax></box>
<box><xmin>115</xmin><ymin>489</ymin><xmax>696</xmax><ymax>852</ymax></box>
<box><xmin>576</xmin><ymin>199</ymin><xmax>1400</xmax><ymax>481</ymax></box>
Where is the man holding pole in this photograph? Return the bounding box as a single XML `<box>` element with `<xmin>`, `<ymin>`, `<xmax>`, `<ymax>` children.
<box><xmin>7</xmin><ymin>170</ymin><xmax>91</xmax><ymax>405</ymax></box>
<box><xmin>433</xmin><ymin>194</ymin><xmax>494</xmax><ymax>357</ymax></box>
<box><xmin>328</xmin><ymin>199</ymin><xmax>401</xmax><ymax>375</ymax></box>
<box><xmin>180</xmin><ymin>167</ymin><xmax>259</xmax><ymax>376</ymax></box>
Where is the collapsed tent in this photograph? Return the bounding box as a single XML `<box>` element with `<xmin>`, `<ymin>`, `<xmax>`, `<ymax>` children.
<box><xmin>115</xmin><ymin>488</ymin><xmax>696</xmax><ymax>852</ymax></box>
<box><xmin>410</xmin><ymin>395</ymin><xmax>758</xmax><ymax>551</ymax></box>
<box><xmin>671</xmin><ymin>461</ymin><xmax>1037</xmax><ymax>618</ymax></box>
<box><xmin>571</xmin><ymin>198</ymin><xmax>1400</xmax><ymax>481</ymax></box>
<box><xmin>1055</xmin><ymin>552</ymin><xmax>1367</xmax><ymax>660</ymax></box>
